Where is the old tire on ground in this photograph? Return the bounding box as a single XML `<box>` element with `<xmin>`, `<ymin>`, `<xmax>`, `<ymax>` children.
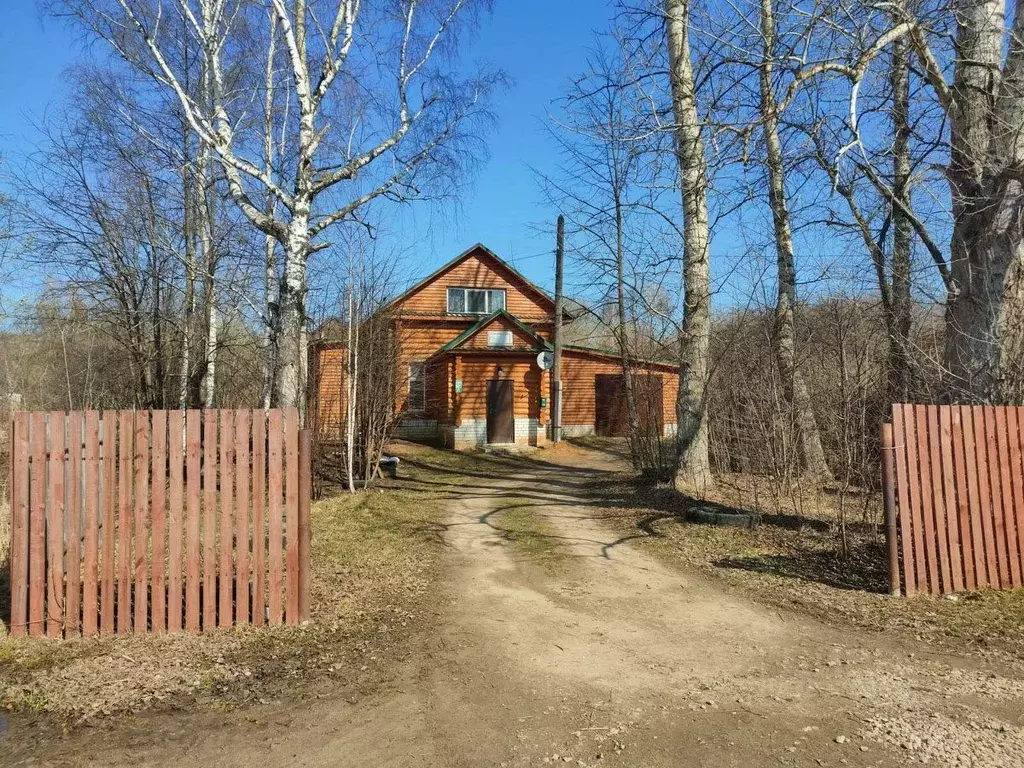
<box><xmin>685</xmin><ymin>506</ymin><xmax>760</xmax><ymax>529</ymax></box>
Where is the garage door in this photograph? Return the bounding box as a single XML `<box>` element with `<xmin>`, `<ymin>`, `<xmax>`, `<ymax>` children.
<box><xmin>594</xmin><ymin>374</ymin><xmax>664</xmax><ymax>437</ymax></box>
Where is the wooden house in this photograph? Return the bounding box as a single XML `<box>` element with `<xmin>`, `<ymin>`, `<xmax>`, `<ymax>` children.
<box><xmin>312</xmin><ymin>244</ymin><xmax>678</xmax><ymax>448</ymax></box>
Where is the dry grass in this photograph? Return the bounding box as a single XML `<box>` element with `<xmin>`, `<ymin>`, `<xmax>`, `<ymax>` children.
<box><xmin>492</xmin><ymin>501</ymin><xmax>566</xmax><ymax>571</ymax></box>
<box><xmin>0</xmin><ymin>484</ymin><xmax>449</xmax><ymax>726</ymax></box>
<box><xmin>590</xmin><ymin>474</ymin><xmax>1024</xmax><ymax>663</ymax></box>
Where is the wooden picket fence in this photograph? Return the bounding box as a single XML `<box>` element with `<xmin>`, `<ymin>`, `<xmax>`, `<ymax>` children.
<box><xmin>7</xmin><ymin>408</ymin><xmax>311</xmax><ymax>637</ymax></box>
<box><xmin>882</xmin><ymin>403</ymin><xmax>1024</xmax><ymax>596</ymax></box>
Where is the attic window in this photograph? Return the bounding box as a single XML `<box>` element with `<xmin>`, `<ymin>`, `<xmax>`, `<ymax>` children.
<box><xmin>488</xmin><ymin>330</ymin><xmax>514</xmax><ymax>348</ymax></box>
<box><xmin>447</xmin><ymin>287</ymin><xmax>506</xmax><ymax>314</ymax></box>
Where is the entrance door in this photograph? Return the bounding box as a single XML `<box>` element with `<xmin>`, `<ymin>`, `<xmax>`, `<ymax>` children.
<box><xmin>486</xmin><ymin>379</ymin><xmax>515</xmax><ymax>443</ymax></box>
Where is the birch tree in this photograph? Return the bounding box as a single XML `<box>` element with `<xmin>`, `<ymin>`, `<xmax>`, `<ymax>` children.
<box><xmin>664</xmin><ymin>0</ymin><xmax>714</xmax><ymax>492</ymax></box>
<box><xmin>57</xmin><ymin>0</ymin><xmax>497</xmax><ymax>412</ymax></box>
<box><xmin>754</xmin><ymin>0</ymin><xmax>833</xmax><ymax>479</ymax></box>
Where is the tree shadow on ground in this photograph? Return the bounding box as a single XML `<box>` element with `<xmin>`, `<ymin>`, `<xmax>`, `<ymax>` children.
<box><xmin>388</xmin><ymin>445</ymin><xmax>892</xmax><ymax>595</ymax></box>
<box><xmin>576</xmin><ymin>474</ymin><xmax>889</xmax><ymax>594</ymax></box>
<box><xmin>712</xmin><ymin>541</ymin><xmax>890</xmax><ymax>593</ymax></box>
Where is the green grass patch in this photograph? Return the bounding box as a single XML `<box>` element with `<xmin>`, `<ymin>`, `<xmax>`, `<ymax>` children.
<box><xmin>492</xmin><ymin>500</ymin><xmax>566</xmax><ymax>572</ymax></box>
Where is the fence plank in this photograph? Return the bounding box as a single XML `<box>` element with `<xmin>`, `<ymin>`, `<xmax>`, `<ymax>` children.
<box><xmin>168</xmin><ymin>410</ymin><xmax>184</xmax><ymax>633</ymax></box>
<box><xmin>201</xmin><ymin>410</ymin><xmax>217</xmax><ymax>631</ymax></box>
<box><xmin>66</xmin><ymin>411</ymin><xmax>82</xmax><ymax>636</ymax></box>
<box><xmin>134</xmin><ymin>412</ymin><xmax>150</xmax><ymax>631</ymax></box>
<box><xmin>913</xmin><ymin>405</ymin><xmax>937</xmax><ymax>593</ymax></box>
<box><xmin>47</xmin><ymin>412</ymin><xmax>65</xmax><ymax>638</ymax></box>
<box><xmin>268</xmin><ymin>409</ymin><xmax>283</xmax><ymax>624</ymax></box>
<box><xmin>186</xmin><ymin>410</ymin><xmax>203</xmax><ymax>632</ymax></box>
<box><xmin>101</xmin><ymin>412</ymin><xmax>117</xmax><ymax>636</ymax></box>
<box><xmin>151</xmin><ymin>411</ymin><xmax>167</xmax><ymax>631</ymax></box>
<box><xmin>252</xmin><ymin>411</ymin><xmax>266</xmax><ymax>626</ymax></box>
<box><xmin>1014</xmin><ymin>408</ymin><xmax>1024</xmax><ymax>584</ymax></box>
<box><xmin>298</xmin><ymin>429</ymin><xmax>311</xmax><ymax>622</ymax></box>
<box><xmin>117</xmin><ymin>411</ymin><xmax>133</xmax><ymax>633</ymax></box>
<box><xmin>285</xmin><ymin>408</ymin><xmax>300</xmax><ymax>624</ymax></box>
<box><xmin>82</xmin><ymin>411</ymin><xmax>100</xmax><ymax>636</ymax></box>
<box><xmin>905</xmin><ymin>404</ymin><xmax>929</xmax><ymax>591</ymax></box>
<box><xmin>926</xmin><ymin>406</ymin><xmax>952</xmax><ymax>593</ymax></box>
<box><xmin>219</xmin><ymin>410</ymin><xmax>235</xmax><ymax>628</ymax></box>
<box><xmin>961</xmin><ymin>407</ymin><xmax>988</xmax><ymax>589</ymax></box>
<box><xmin>995</xmin><ymin>407</ymin><xmax>1022</xmax><ymax>587</ymax></box>
<box><xmin>29</xmin><ymin>412</ymin><xmax>46</xmax><ymax>637</ymax></box>
<box><xmin>950</xmin><ymin>406</ymin><xmax>976</xmax><ymax>591</ymax></box>
<box><xmin>982</xmin><ymin>406</ymin><xmax>1009</xmax><ymax>588</ymax></box>
<box><xmin>11</xmin><ymin>412</ymin><xmax>30</xmax><ymax>636</ymax></box>
<box><xmin>970</xmin><ymin>406</ymin><xmax>997</xmax><ymax>588</ymax></box>
<box><xmin>937</xmin><ymin>406</ymin><xmax>964</xmax><ymax>592</ymax></box>
<box><xmin>892</xmin><ymin>406</ymin><xmax>916</xmax><ymax>595</ymax></box>
<box><xmin>235</xmin><ymin>410</ymin><xmax>250</xmax><ymax>624</ymax></box>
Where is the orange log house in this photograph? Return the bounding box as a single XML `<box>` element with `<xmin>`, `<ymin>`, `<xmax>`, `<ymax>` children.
<box><xmin>312</xmin><ymin>244</ymin><xmax>678</xmax><ymax>448</ymax></box>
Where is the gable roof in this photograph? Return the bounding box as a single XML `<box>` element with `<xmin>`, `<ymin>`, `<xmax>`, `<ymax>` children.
<box><xmin>384</xmin><ymin>243</ymin><xmax>556</xmax><ymax>313</ymax></box>
<box><xmin>440</xmin><ymin>309</ymin><xmax>553</xmax><ymax>352</ymax></box>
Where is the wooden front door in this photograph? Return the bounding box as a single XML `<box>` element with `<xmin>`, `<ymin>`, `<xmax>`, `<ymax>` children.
<box><xmin>486</xmin><ymin>379</ymin><xmax>515</xmax><ymax>443</ymax></box>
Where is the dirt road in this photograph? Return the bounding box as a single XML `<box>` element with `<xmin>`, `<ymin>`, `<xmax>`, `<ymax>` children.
<box><xmin>11</xmin><ymin>449</ymin><xmax>1024</xmax><ymax>766</ymax></box>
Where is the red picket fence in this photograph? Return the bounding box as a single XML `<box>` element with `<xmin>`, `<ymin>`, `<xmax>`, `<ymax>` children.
<box><xmin>882</xmin><ymin>403</ymin><xmax>1024</xmax><ymax>596</ymax></box>
<box><xmin>7</xmin><ymin>409</ymin><xmax>311</xmax><ymax>637</ymax></box>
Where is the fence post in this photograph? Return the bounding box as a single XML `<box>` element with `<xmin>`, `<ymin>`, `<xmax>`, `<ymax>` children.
<box><xmin>298</xmin><ymin>428</ymin><xmax>312</xmax><ymax>622</ymax></box>
<box><xmin>881</xmin><ymin>422</ymin><xmax>901</xmax><ymax>597</ymax></box>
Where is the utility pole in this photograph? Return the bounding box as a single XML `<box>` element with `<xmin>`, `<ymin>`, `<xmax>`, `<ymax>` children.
<box><xmin>552</xmin><ymin>215</ymin><xmax>565</xmax><ymax>444</ymax></box>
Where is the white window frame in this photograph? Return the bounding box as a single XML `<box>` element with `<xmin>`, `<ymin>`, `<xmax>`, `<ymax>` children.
<box><xmin>487</xmin><ymin>330</ymin><xmax>514</xmax><ymax>348</ymax></box>
<box><xmin>408</xmin><ymin>362</ymin><xmax>426</xmax><ymax>413</ymax></box>
<box><xmin>447</xmin><ymin>287</ymin><xmax>506</xmax><ymax>315</ymax></box>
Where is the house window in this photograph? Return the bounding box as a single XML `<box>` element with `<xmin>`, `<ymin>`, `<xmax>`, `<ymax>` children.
<box><xmin>408</xmin><ymin>362</ymin><xmax>426</xmax><ymax>412</ymax></box>
<box><xmin>447</xmin><ymin>287</ymin><xmax>506</xmax><ymax>314</ymax></box>
<box><xmin>488</xmin><ymin>330</ymin><xmax>514</xmax><ymax>348</ymax></box>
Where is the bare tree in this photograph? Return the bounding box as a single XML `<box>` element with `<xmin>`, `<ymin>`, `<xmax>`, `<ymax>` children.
<box><xmin>908</xmin><ymin>0</ymin><xmax>1024</xmax><ymax>400</ymax></box>
<box><xmin>540</xmin><ymin>41</ymin><xmax>683</xmax><ymax>471</ymax></box>
<box><xmin>664</xmin><ymin>0</ymin><xmax>714</xmax><ymax>492</ymax></box>
<box><xmin>54</xmin><ymin>0</ymin><xmax>499</xmax><ymax>413</ymax></box>
<box><xmin>754</xmin><ymin>0</ymin><xmax>833</xmax><ymax>479</ymax></box>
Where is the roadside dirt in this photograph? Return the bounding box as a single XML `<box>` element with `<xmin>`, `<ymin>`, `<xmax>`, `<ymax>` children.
<box><xmin>6</xmin><ymin>446</ymin><xmax>1024</xmax><ymax>767</ymax></box>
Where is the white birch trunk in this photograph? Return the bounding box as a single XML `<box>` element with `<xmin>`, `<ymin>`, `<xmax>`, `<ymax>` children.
<box><xmin>888</xmin><ymin>34</ymin><xmax>914</xmax><ymax>403</ymax></box>
<box><xmin>273</xmin><ymin>208</ymin><xmax>311</xmax><ymax>410</ymax></box>
<box><xmin>758</xmin><ymin>0</ymin><xmax>832</xmax><ymax>481</ymax></box>
<box><xmin>665</xmin><ymin>0</ymin><xmax>714</xmax><ymax>493</ymax></box>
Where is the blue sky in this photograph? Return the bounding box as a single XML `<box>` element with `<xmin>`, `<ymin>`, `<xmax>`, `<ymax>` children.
<box><xmin>0</xmin><ymin>0</ymin><xmax>626</xmax><ymax>300</ymax></box>
<box><xmin>0</xmin><ymin>1</ymin><xmax>900</xmax><ymax>312</ymax></box>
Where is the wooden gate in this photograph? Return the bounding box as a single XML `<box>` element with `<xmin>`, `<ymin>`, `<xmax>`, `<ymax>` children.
<box><xmin>7</xmin><ymin>408</ymin><xmax>311</xmax><ymax>637</ymax></box>
<box><xmin>882</xmin><ymin>404</ymin><xmax>1024</xmax><ymax>596</ymax></box>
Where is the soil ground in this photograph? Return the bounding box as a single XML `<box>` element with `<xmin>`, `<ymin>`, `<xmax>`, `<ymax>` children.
<box><xmin>4</xmin><ymin>442</ymin><xmax>1024</xmax><ymax>767</ymax></box>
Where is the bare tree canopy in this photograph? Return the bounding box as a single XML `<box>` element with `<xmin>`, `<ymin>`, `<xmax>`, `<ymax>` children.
<box><xmin>46</xmin><ymin>0</ymin><xmax>500</xmax><ymax>410</ymax></box>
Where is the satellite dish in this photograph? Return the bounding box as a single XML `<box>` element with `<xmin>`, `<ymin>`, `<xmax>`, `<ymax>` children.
<box><xmin>536</xmin><ymin>351</ymin><xmax>554</xmax><ymax>370</ymax></box>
